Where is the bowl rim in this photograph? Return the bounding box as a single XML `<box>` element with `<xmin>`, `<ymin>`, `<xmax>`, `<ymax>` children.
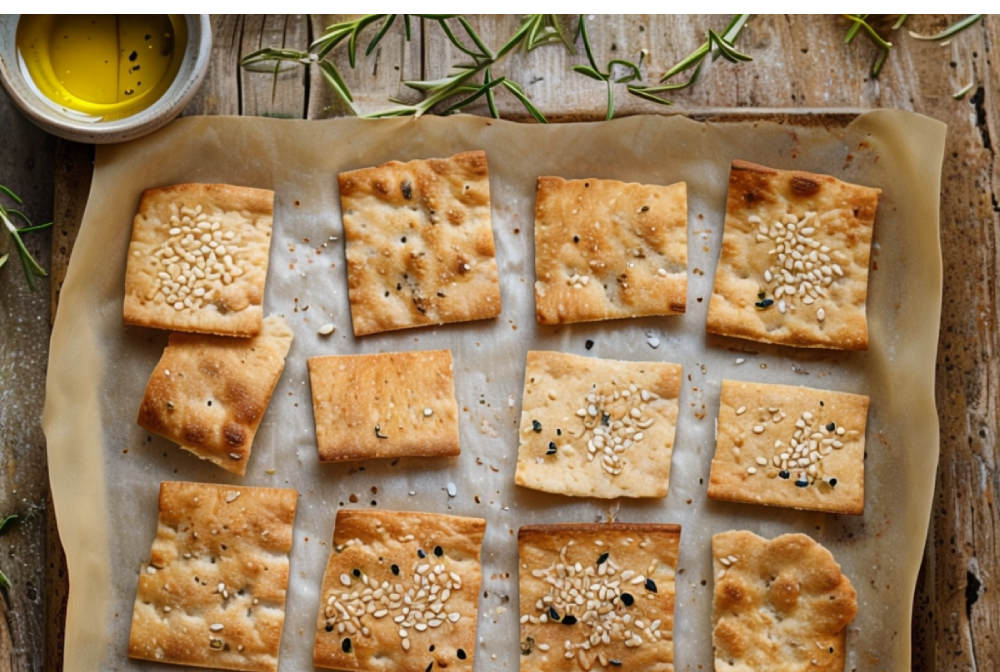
<box><xmin>0</xmin><ymin>14</ymin><xmax>212</xmax><ymax>144</ymax></box>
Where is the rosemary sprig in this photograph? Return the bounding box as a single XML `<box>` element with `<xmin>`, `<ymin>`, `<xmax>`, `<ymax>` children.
<box><xmin>953</xmin><ymin>81</ymin><xmax>977</xmax><ymax>100</ymax></box>
<box><xmin>843</xmin><ymin>14</ymin><xmax>903</xmax><ymax>78</ymax></box>
<box><xmin>368</xmin><ymin>15</ymin><xmax>566</xmax><ymax>120</ymax></box>
<box><xmin>573</xmin><ymin>14</ymin><xmax>752</xmax><ymax>114</ymax></box>
<box><xmin>523</xmin><ymin>14</ymin><xmax>575</xmax><ymax>52</ymax></box>
<box><xmin>1</xmin><ymin>186</ymin><xmax>51</xmax><ymax>291</ymax></box>
<box><xmin>909</xmin><ymin>14</ymin><xmax>983</xmax><ymax>41</ymax></box>
<box><xmin>0</xmin><ymin>515</ymin><xmax>17</xmax><ymax>593</ymax></box>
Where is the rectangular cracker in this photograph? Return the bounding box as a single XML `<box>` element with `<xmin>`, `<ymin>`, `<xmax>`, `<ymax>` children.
<box><xmin>518</xmin><ymin>523</ymin><xmax>680</xmax><ymax>672</ymax></box>
<box><xmin>128</xmin><ymin>481</ymin><xmax>298</xmax><ymax>672</ymax></box>
<box><xmin>712</xmin><ymin>531</ymin><xmax>858</xmax><ymax>672</ymax></box>
<box><xmin>534</xmin><ymin>176</ymin><xmax>687</xmax><ymax>324</ymax></box>
<box><xmin>707</xmin><ymin>380</ymin><xmax>869</xmax><ymax>515</ymax></box>
<box><xmin>137</xmin><ymin>315</ymin><xmax>293</xmax><ymax>475</ymax></box>
<box><xmin>338</xmin><ymin>151</ymin><xmax>502</xmax><ymax>336</ymax></box>
<box><xmin>514</xmin><ymin>351</ymin><xmax>682</xmax><ymax>499</ymax></box>
<box><xmin>308</xmin><ymin>349</ymin><xmax>460</xmax><ymax>462</ymax></box>
<box><xmin>124</xmin><ymin>183</ymin><xmax>275</xmax><ymax>337</ymax></box>
<box><xmin>313</xmin><ymin>509</ymin><xmax>486</xmax><ymax>672</ymax></box>
<box><xmin>707</xmin><ymin>161</ymin><xmax>881</xmax><ymax>350</ymax></box>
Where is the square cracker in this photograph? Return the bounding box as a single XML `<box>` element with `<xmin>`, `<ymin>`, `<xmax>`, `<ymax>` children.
<box><xmin>712</xmin><ymin>531</ymin><xmax>857</xmax><ymax>672</ymax></box>
<box><xmin>706</xmin><ymin>161</ymin><xmax>881</xmax><ymax>350</ymax></box>
<box><xmin>124</xmin><ymin>183</ymin><xmax>275</xmax><ymax>337</ymax></box>
<box><xmin>534</xmin><ymin>176</ymin><xmax>688</xmax><ymax>325</ymax></box>
<box><xmin>137</xmin><ymin>315</ymin><xmax>293</xmax><ymax>476</ymax></box>
<box><xmin>313</xmin><ymin>509</ymin><xmax>486</xmax><ymax>672</ymax></box>
<box><xmin>308</xmin><ymin>349</ymin><xmax>460</xmax><ymax>462</ymax></box>
<box><xmin>707</xmin><ymin>380</ymin><xmax>869</xmax><ymax>515</ymax></box>
<box><xmin>518</xmin><ymin>523</ymin><xmax>680</xmax><ymax>672</ymax></box>
<box><xmin>514</xmin><ymin>351</ymin><xmax>682</xmax><ymax>499</ymax></box>
<box><xmin>128</xmin><ymin>481</ymin><xmax>298</xmax><ymax>672</ymax></box>
<box><xmin>338</xmin><ymin>151</ymin><xmax>502</xmax><ymax>336</ymax></box>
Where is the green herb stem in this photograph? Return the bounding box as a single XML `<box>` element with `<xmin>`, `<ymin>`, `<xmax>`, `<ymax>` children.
<box><xmin>909</xmin><ymin>14</ymin><xmax>983</xmax><ymax>41</ymax></box>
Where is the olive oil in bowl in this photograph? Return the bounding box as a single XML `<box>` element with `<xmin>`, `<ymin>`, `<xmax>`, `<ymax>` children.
<box><xmin>15</xmin><ymin>15</ymin><xmax>187</xmax><ymax>122</ymax></box>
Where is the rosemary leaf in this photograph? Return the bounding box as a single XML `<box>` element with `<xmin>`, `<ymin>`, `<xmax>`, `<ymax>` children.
<box><xmin>604</xmin><ymin>79</ymin><xmax>614</xmax><ymax>121</ymax></box>
<box><xmin>843</xmin><ymin>15</ymin><xmax>892</xmax><ymax>50</ymax></box>
<box><xmin>608</xmin><ymin>59</ymin><xmax>642</xmax><ymax>83</ymax></box>
<box><xmin>458</xmin><ymin>16</ymin><xmax>494</xmax><ymax>60</ymax></box>
<box><xmin>485</xmin><ymin>66</ymin><xmax>500</xmax><ymax>119</ymax></box>
<box><xmin>366</xmin><ymin>15</ymin><xmax>397</xmax><ymax>56</ymax></box>
<box><xmin>0</xmin><ymin>515</ymin><xmax>16</xmax><ymax>536</ymax></box>
<box><xmin>953</xmin><ymin>81</ymin><xmax>976</xmax><ymax>100</ymax></box>
<box><xmin>0</xmin><ymin>569</ymin><xmax>10</xmax><ymax>591</ymax></box>
<box><xmin>318</xmin><ymin>60</ymin><xmax>356</xmax><ymax>107</ymax></box>
<box><xmin>440</xmin><ymin>76</ymin><xmax>506</xmax><ymax>115</ymax></box>
<box><xmin>626</xmin><ymin>86</ymin><xmax>674</xmax><ymax>107</ymax></box>
<box><xmin>892</xmin><ymin>14</ymin><xmax>909</xmax><ymax>30</ymax></box>
<box><xmin>0</xmin><ymin>253</ymin><xmax>8</xmax><ymax>270</ymax></box>
<box><xmin>579</xmin><ymin>14</ymin><xmax>603</xmax><ymax>74</ymax></box>
<box><xmin>844</xmin><ymin>14</ymin><xmax>869</xmax><ymax>43</ymax></box>
<box><xmin>501</xmin><ymin>80</ymin><xmax>548</xmax><ymax>123</ymax></box>
<box><xmin>708</xmin><ymin>29</ymin><xmax>752</xmax><ymax>63</ymax></box>
<box><xmin>0</xmin><ymin>185</ymin><xmax>23</xmax><ymax>205</ymax></box>
<box><xmin>573</xmin><ymin>64</ymin><xmax>606</xmax><ymax>81</ymax></box>
<box><xmin>909</xmin><ymin>14</ymin><xmax>983</xmax><ymax>41</ymax></box>
<box><xmin>871</xmin><ymin>45</ymin><xmax>890</xmax><ymax>77</ymax></box>
<box><xmin>404</xmin><ymin>14</ymin><xmax>412</xmax><ymax>41</ymax></box>
<box><xmin>1</xmin><ymin>189</ymin><xmax>50</xmax><ymax>292</ymax></box>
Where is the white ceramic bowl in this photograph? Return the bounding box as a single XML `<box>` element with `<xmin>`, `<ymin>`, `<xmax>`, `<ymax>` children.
<box><xmin>0</xmin><ymin>14</ymin><xmax>211</xmax><ymax>144</ymax></box>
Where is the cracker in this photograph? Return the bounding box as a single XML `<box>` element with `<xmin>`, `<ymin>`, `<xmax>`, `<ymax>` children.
<box><xmin>124</xmin><ymin>183</ymin><xmax>275</xmax><ymax>337</ymax></box>
<box><xmin>534</xmin><ymin>176</ymin><xmax>687</xmax><ymax>325</ymax></box>
<box><xmin>338</xmin><ymin>151</ymin><xmax>502</xmax><ymax>336</ymax></box>
<box><xmin>518</xmin><ymin>523</ymin><xmax>680</xmax><ymax>672</ymax></box>
<box><xmin>514</xmin><ymin>351</ymin><xmax>682</xmax><ymax>499</ymax></box>
<box><xmin>308</xmin><ymin>349</ymin><xmax>460</xmax><ymax>462</ymax></box>
<box><xmin>137</xmin><ymin>315</ymin><xmax>293</xmax><ymax>476</ymax></box>
<box><xmin>313</xmin><ymin>509</ymin><xmax>486</xmax><ymax>672</ymax></box>
<box><xmin>712</xmin><ymin>531</ymin><xmax>858</xmax><ymax>672</ymax></box>
<box><xmin>707</xmin><ymin>380</ymin><xmax>869</xmax><ymax>515</ymax></box>
<box><xmin>706</xmin><ymin>161</ymin><xmax>880</xmax><ymax>350</ymax></box>
<box><xmin>128</xmin><ymin>481</ymin><xmax>298</xmax><ymax>672</ymax></box>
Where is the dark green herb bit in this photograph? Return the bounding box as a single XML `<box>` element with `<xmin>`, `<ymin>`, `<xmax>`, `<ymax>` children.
<box><xmin>644</xmin><ymin>578</ymin><xmax>658</xmax><ymax>593</ymax></box>
<box><xmin>562</xmin><ymin>614</ymin><xmax>578</xmax><ymax>625</ymax></box>
<box><xmin>610</xmin><ymin>660</ymin><xmax>622</xmax><ymax>667</ymax></box>
<box><xmin>597</xmin><ymin>551</ymin><xmax>609</xmax><ymax>565</ymax></box>
<box><xmin>434</xmin><ymin>545</ymin><xmax>444</xmax><ymax>557</ymax></box>
<box><xmin>457</xmin><ymin>648</ymin><xmax>467</xmax><ymax>660</ymax></box>
<box><xmin>755</xmin><ymin>298</ymin><xmax>774</xmax><ymax>309</ymax></box>
<box><xmin>758</xmin><ymin>291</ymin><xmax>766</xmax><ymax>300</ymax></box>
<box><xmin>392</xmin><ymin>563</ymin><xmax>400</xmax><ymax>575</ymax></box>
<box><xmin>620</xmin><ymin>592</ymin><xmax>634</xmax><ymax>606</ymax></box>
<box><xmin>546</xmin><ymin>442</ymin><xmax>557</xmax><ymax>455</ymax></box>
<box><xmin>826</xmin><ymin>422</ymin><xmax>836</xmax><ymax>431</ymax></box>
<box><xmin>548</xmin><ymin>606</ymin><xmax>561</xmax><ymax>621</ymax></box>
<box><xmin>532</xmin><ymin>420</ymin><xmax>543</xmax><ymax>433</ymax></box>
<box><xmin>342</xmin><ymin>637</ymin><xmax>353</xmax><ymax>653</ymax></box>
<box><xmin>418</xmin><ymin>549</ymin><xmax>427</xmax><ymax>558</ymax></box>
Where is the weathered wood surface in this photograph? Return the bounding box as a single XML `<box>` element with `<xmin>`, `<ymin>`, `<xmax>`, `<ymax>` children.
<box><xmin>0</xmin><ymin>14</ymin><xmax>994</xmax><ymax>671</ymax></box>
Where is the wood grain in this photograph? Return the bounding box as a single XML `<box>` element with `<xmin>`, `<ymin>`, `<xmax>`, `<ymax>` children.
<box><xmin>0</xmin><ymin>14</ymin><xmax>993</xmax><ymax>672</ymax></box>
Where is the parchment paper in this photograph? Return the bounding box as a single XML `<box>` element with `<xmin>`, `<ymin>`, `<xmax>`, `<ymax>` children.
<box><xmin>43</xmin><ymin>111</ymin><xmax>946</xmax><ymax>672</ymax></box>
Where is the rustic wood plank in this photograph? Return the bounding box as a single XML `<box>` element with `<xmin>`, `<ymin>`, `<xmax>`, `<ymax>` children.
<box><xmin>183</xmin><ymin>15</ymin><xmax>242</xmax><ymax>116</ymax></box>
<box><xmin>0</xmin><ymin>85</ymin><xmax>57</xmax><ymax>672</ymax></box>
<box><xmin>307</xmin><ymin>14</ymin><xmax>424</xmax><ymax>119</ymax></box>
<box><xmin>49</xmin><ymin>141</ymin><xmax>93</xmax><ymax>325</ymax></box>
<box><xmin>240</xmin><ymin>14</ymin><xmax>309</xmax><ymax>118</ymax></box>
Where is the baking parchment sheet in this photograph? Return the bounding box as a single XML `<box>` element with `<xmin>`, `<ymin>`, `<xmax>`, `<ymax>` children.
<box><xmin>43</xmin><ymin>110</ymin><xmax>946</xmax><ymax>672</ymax></box>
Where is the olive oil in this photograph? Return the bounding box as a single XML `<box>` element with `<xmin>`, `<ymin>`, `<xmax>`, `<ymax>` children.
<box><xmin>15</xmin><ymin>15</ymin><xmax>187</xmax><ymax>121</ymax></box>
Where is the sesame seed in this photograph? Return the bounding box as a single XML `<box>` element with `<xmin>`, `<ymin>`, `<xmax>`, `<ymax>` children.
<box><xmin>318</xmin><ymin>323</ymin><xmax>336</xmax><ymax>335</ymax></box>
<box><xmin>423</xmin><ymin>408</ymin><xmax>433</xmax><ymax>417</ymax></box>
<box><xmin>209</xmin><ymin>623</ymin><xmax>224</xmax><ymax>632</ymax></box>
<box><xmin>736</xmin><ymin>406</ymin><xmax>746</xmax><ymax>415</ymax></box>
<box><xmin>755</xmin><ymin>456</ymin><xmax>767</xmax><ymax>466</ymax></box>
<box><xmin>817</xmin><ymin>307</ymin><xmax>826</xmax><ymax>322</ymax></box>
<box><xmin>753</xmin><ymin>425</ymin><xmax>764</xmax><ymax>434</ymax></box>
<box><xmin>747</xmin><ymin>467</ymin><xmax>757</xmax><ymax>474</ymax></box>
<box><xmin>340</xmin><ymin>574</ymin><xmax>351</xmax><ymax>587</ymax></box>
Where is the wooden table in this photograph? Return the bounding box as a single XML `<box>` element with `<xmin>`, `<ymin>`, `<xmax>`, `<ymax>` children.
<box><xmin>0</xmin><ymin>15</ymin><xmax>996</xmax><ymax>671</ymax></box>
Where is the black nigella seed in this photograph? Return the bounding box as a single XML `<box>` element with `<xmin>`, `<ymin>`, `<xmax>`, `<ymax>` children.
<box><xmin>826</xmin><ymin>422</ymin><xmax>836</xmax><ymax>432</ymax></box>
<box><xmin>641</xmin><ymin>205</ymin><xmax>649</xmax><ymax>212</ymax></box>
<box><xmin>556</xmin><ymin>428</ymin><xmax>562</xmax><ymax>436</ymax></box>
<box><xmin>401</xmin><ymin>181</ymin><xmax>413</xmax><ymax>199</ymax></box>
<box><xmin>425</xmin><ymin>662</ymin><xmax>433</xmax><ymax>672</ymax></box>
<box><xmin>755</xmin><ymin>298</ymin><xmax>775</xmax><ymax>309</ymax></box>
<box><xmin>434</xmin><ymin>545</ymin><xmax>444</xmax><ymax>557</ymax></box>
<box><xmin>610</xmin><ymin>660</ymin><xmax>622</xmax><ymax>666</ymax></box>
<box><xmin>573</xmin><ymin>236</ymin><xmax>580</xmax><ymax>243</ymax></box>
<box><xmin>391</xmin><ymin>564</ymin><xmax>400</xmax><ymax>575</ymax></box>
<box><xmin>829</xmin><ymin>478</ymin><xmax>838</xmax><ymax>487</ymax></box>
<box><xmin>397</xmin><ymin>283</ymin><xmax>402</xmax><ymax>291</ymax></box>
<box><xmin>644</xmin><ymin>578</ymin><xmax>658</xmax><ymax>593</ymax></box>
<box><xmin>758</xmin><ymin>291</ymin><xmax>766</xmax><ymax>300</ymax></box>
<box><xmin>779</xmin><ymin>470</ymin><xmax>790</xmax><ymax>479</ymax></box>
<box><xmin>429</xmin><ymin>645</ymin><xmax>435</xmax><ymax>652</ymax></box>
<box><xmin>601</xmin><ymin>412</ymin><xmax>610</xmax><ymax>426</ymax></box>
<box><xmin>532</xmin><ymin>420</ymin><xmax>542</xmax><ymax>433</ymax></box>
<box><xmin>795</xmin><ymin>479</ymin><xmax>809</xmax><ymax>488</ymax></box>
<box><xmin>401</xmin><ymin>236</ymin><xmax>407</xmax><ymax>243</ymax></box>
<box><xmin>561</xmin><ymin>615</ymin><xmax>578</xmax><ymax>626</ymax></box>
<box><xmin>457</xmin><ymin>648</ymin><xmax>467</xmax><ymax>660</ymax></box>
<box><xmin>342</xmin><ymin>638</ymin><xmax>353</xmax><ymax>653</ymax></box>
<box><xmin>547</xmin><ymin>442</ymin><xmax>557</xmax><ymax>455</ymax></box>
<box><xmin>585</xmin><ymin>339</ymin><xmax>594</xmax><ymax>350</ymax></box>
<box><xmin>418</xmin><ymin>549</ymin><xmax>426</xmax><ymax>558</ymax></box>
<box><xmin>548</xmin><ymin>606</ymin><xmax>560</xmax><ymax>621</ymax></box>
<box><xmin>128</xmin><ymin>50</ymin><xmax>138</xmax><ymax>61</ymax></box>
<box><xmin>352</xmin><ymin>568</ymin><xmax>361</xmax><ymax>578</ymax></box>
<box><xmin>325</xmin><ymin>623</ymin><xmax>334</xmax><ymax>632</ymax></box>
<box><xmin>620</xmin><ymin>592</ymin><xmax>634</xmax><ymax>606</ymax></box>
<box><xmin>597</xmin><ymin>551</ymin><xmax>609</xmax><ymax>565</ymax></box>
